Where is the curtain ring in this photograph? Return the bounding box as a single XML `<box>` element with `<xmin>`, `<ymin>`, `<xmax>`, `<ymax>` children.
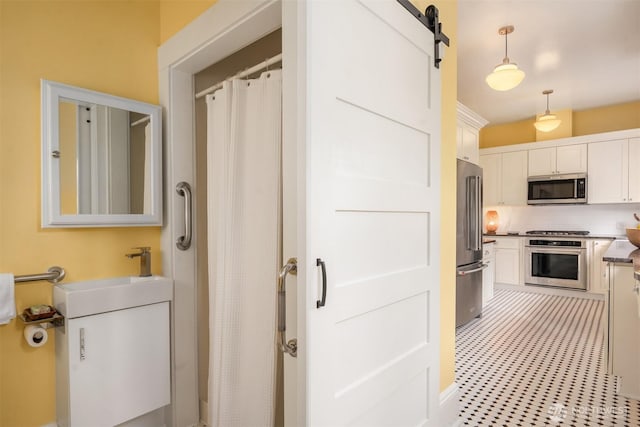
<box><xmin>265</xmin><ymin>58</ymin><xmax>271</xmax><ymax>78</ymax></box>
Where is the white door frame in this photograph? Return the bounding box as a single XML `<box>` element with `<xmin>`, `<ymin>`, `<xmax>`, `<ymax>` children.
<box><xmin>157</xmin><ymin>1</ymin><xmax>287</xmax><ymax>425</ymax></box>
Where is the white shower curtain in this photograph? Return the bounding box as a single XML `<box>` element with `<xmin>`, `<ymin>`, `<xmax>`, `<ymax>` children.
<box><xmin>206</xmin><ymin>70</ymin><xmax>282</xmax><ymax>427</ymax></box>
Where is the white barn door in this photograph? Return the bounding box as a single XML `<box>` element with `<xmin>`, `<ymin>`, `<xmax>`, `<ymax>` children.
<box><xmin>293</xmin><ymin>0</ymin><xmax>442</xmax><ymax>425</ymax></box>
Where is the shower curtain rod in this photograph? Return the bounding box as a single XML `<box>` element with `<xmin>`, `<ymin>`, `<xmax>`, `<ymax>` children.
<box><xmin>130</xmin><ymin>116</ymin><xmax>150</xmax><ymax>127</ymax></box>
<box><xmin>195</xmin><ymin>53</ymin><xmax>283</xmax><ymax>100</ymax></box>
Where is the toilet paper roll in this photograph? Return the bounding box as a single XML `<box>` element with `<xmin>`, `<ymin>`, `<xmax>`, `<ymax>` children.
<box><xmin>24</xmin><ymin>325</ymin><xmax>48</xmax><ymax>348</ymax></box>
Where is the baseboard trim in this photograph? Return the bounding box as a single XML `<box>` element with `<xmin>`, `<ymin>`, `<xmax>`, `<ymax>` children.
<box><xmin>439</xmin><ymin>382</ymin><xmax>461</xmax><ymax>426</ymax></box>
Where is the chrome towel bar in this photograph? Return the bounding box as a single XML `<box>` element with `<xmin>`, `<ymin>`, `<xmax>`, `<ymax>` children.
<box><xmin>15</xmin><ymin>266</ymin><xmax>66</xmax><ymax>284</ymax></box>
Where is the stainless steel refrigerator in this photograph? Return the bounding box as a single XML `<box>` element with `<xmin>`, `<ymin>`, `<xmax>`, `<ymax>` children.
<box><xmin>456</xmin><ymin>159</ymin><xmax>485</xmax><ymax>327</ymax></box>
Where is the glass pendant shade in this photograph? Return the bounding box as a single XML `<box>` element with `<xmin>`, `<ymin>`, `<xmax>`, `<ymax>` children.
<box><xmin>534</xmin><ymin>113</ymin><xmax>561</xmax><ymax>132</ymax></box>
<box><xmin>485</xmin><ymin>62</ymin><xmax>525</xmax><ymax>91</ymax></box>
<box><xmin>534</xmin><ymin>90</ymin><xmax>562</xmax><ymax>132</ymax></box>
<box><xmin>486</xmin><ymin>26</ymin><xmax>525</xmax><ymax>91</ymax></box>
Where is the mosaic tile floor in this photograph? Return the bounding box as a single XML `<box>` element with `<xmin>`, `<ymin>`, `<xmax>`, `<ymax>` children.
<box><xmin>456</xmin><ymin>289</ymin><xmax>640</xmax><ymax>426</ymax></box>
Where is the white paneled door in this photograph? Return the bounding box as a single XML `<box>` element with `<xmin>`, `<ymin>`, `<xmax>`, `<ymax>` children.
<box><xmin>160</xmin><ymin>0</ymin><xmax>443</xmax><ymax>425</ymax></box>
<box><xmin>295</xmin><ymin>1</ymin><xmax>442</xmax><ymax>425</ymax></box>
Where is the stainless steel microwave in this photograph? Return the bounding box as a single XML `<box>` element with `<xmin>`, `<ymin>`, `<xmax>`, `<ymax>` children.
<box><xmin>527</xmin><ymin>173</ymin><xmax>587</xmax><ymax>205</ymax></box>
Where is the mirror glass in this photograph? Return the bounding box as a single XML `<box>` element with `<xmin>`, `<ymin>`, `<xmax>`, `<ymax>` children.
<box><xmin>42</xmin><ymin>80</ymin><xmax>162</xmax><ymax>227</ymax></box>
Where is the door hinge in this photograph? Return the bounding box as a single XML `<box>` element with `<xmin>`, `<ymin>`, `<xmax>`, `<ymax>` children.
<box><xmin>397</xmin><ymin>1</ymin><xmax>450</xmax><ymax>68</ymax></box>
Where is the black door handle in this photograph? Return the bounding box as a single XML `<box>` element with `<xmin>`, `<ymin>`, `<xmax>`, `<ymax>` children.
<box><xmin>316</xmin><ymin>258</ymin><xmax>327</xmax><ymax>308</ymax></box>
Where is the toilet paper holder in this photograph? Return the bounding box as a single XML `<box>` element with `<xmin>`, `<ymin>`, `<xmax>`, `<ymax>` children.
<box><xmin>18</xmin><ymin>312</ymin><xmax>64</xmax><ymax>329</ymax></box>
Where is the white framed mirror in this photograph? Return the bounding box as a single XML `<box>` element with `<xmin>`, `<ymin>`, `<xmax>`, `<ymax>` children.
<box><xmin>41</xmin><ymin>80</ymin><xmax>162</xmax><ymax>227</ymax></box>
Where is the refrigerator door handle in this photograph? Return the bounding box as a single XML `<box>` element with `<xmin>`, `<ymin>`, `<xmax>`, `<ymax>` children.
<box><xmin>457</xmin><ymin>263</ymin><xmax>489</xmax><ymax>276</ymax></box>
<box><xmin>476</xmin><ymin>175</ymin><xmax>483</xmax><ymax>249</ymax></box>
<box><xmin>466</xmin><ymin>176</ymin><xmax>482</xmax><ymax>251</ymax></box>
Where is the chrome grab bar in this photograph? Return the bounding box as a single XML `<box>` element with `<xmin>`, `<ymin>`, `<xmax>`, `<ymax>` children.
<box><xmin>15</xmin><ymin>266</ymin><xmax>65</xmax><ymax>284</ymax></box>
<box><xmin>176</xmin><ymin>182</ymin><xmax>192</xmax><ymax>251</ymax></box>
<box><xmin>457</xmin><ymin>263</ymin><xmax>488</xmax><ymax>276</ymax></box>
<box><xmin>278</xmin><ymin>257</ymin><xmax>297</xmax><ymax>357</ymax></box>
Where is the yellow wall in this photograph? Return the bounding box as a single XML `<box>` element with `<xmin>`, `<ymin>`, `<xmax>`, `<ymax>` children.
<box><xmin>59</xmin><ymin>102</ymin><xmax>78</xmax><ymax>215</ymax></box>
<box><xmin>0</xmin><ymin>2</ymin><xmax>163</xmax><ymax>426</ymax></box>
<box><xmin>412</xmin><ymin>0</ymin><xmax>457</xmax><ymax>393</ymax></box>
<box><xmin>573</xmin><ymin>101</ymin><xmax>640</xmax><ymax>137</ymax></box>
<box><xmin>480</xmin><ymin>100</ymin><xmax>640</xmax><ymax>148</ymax></box>
<box><xmin>480</xmin><ymin>117</ymin><xmax>536</xmax><ymax>149</ymax></box>
<box><xmin>160</xmin><ymin>0</ymin><xmax>217</xmax><ymax>44</ymax></box>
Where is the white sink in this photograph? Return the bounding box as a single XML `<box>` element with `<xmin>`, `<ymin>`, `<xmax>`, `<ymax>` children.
<box><xmin>53</xmin><ymin>276</ymin><xmax>173</xmax><ymax>319</ymax></box>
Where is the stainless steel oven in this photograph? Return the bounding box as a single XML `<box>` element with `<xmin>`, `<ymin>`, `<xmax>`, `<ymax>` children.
<box><xmin>524</xmin><ymin>237</ymin><xmax>587</xmax><ymax>290</ymax></box>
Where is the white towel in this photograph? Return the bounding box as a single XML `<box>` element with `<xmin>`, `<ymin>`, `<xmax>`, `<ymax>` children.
<box><xmin>0</xmin><ymin>273</ymin><xmax>16</xmax><ymax>325</ymax></box>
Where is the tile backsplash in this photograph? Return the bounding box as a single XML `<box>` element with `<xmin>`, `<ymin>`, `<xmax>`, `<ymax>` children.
<box><xmin>483</xmin><ymin>204</ymin><xmax>640</xmax><ymax>235</ymax></box>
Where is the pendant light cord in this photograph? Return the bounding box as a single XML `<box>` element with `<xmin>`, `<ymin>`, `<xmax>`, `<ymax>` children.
<box><xmin>504</xmin><ymin>31</ymin><xmax>508</xmax><ymax>60</ymax></box>
<box><xmin>502</xmin><ymin>28</ymin><xmax>511</xmax><ymax>63</ymax></box>
<box><xmin>545</xmin><ymin>93</ymin><xmax>550</xmax><ymax>114</ymax></box>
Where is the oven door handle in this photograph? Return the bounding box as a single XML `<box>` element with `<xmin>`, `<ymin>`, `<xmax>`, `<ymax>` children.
<box><xmin>525</xmin><ymin>247</ymin><xmax>585</xmax><ymax>254</ymax></box>
<box><xmin>457</xmin><ymin>263</ymin><xmax>489</xmax><ymax>276</ymax></box>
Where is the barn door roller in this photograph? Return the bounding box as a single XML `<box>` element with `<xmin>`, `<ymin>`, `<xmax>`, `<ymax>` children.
<box><xmin>397</xmin><ymin>1</ymin><xmax>450</xmax><ymax>68</ymax></box>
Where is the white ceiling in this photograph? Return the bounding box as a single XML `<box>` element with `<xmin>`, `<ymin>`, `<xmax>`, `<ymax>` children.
<box><xmin>457</xmin><ymin>0</ymin><xmax>640</xmax><ymax>125</ymax></box>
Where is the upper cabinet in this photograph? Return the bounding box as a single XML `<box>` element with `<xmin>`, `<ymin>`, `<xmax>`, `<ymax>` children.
<box><xmin>588</xmin><ymin>138</ymin><xmax>640</xmax><ymax>204</ymax></box>
<box><xmin>528</xmin><ymin>144</ymin><xmax>587</xmax><ymax>176</ymax></box>
<box><xmin>457</xmin><ymin>102</ymin><xmax>488</xmax><ymax>165</ymax></box>
<box><xmin>480</xmin><ymin>150</ymin><xmax>528</xmax><ymax>206</ymax></box>
<box><xmin>480</xmin><ymin>128</ymin><xmax>640</xmax><ymax>207</ymax></box>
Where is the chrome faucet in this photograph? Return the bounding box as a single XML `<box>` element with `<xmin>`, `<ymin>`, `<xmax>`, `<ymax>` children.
<box><xmin>126</xmin><ymin>247</ymin><xmax>151</xmax><ymax>277</ymax></box>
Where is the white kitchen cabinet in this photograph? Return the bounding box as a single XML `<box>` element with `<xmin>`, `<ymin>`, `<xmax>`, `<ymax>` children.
<box><xmin>480</xmin><ymin>153</ymin><xmax>501</xmax><ymax>206</ymax></box>
<box><xmin>588</xmin><ymin>138</ymin><xmax>640</xmax><ymax>204</ymax></box>
<box><xmin>607</xmin><ymin>263</ymin><xmax>640</xmax><ymax>399</ymax></box>
<box><xmin>528</xmin><ymin>144</ymin><xmax>587</xmax><ymax>176</ymax></box>
<box><xmin>457</xmin><ymin>125</ymin><xmax>479</xmax><ymax>164</ymax></box>
<box><xmin>57</xmin><ymin>302</ymin><xmax>170</xmax><ymax>427</ymax></box>
<box><xmin>493</xmin><ymin>237</ymin><xmax>521</xmax><ymax>286</ymax></box>
<box><xmin>480</xmin><ymin>150</ymin><xmax>528</xmax><ymax>206</ymax></box>
<box><xmin>456</xmin><ymin>102</ymin><xmax>488</xmax><ymax>165</ymax></box>
<box><xmin>589</xmin><ymin>239</ymin><xmax>612</xmax><ymax>294</ymax></box>
<box><xmin>482</xmin><ymin>242</ymin><xmax>495</xmax><ymax>306</ymax></box>
<box><xmin>628</xmin><ymin>138</ymin><xmax>640</xmax><ymax>201</ymax></box>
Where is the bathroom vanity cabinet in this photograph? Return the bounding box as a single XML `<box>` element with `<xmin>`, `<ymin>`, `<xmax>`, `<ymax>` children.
<box><xmin>55</xmin><ymin>300</ymin><xmax>170</xmax><ymax>427</ymax></box>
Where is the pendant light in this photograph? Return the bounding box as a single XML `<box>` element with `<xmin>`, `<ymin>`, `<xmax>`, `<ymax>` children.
<box><xmin>534</xmin><ymin>90</ymin><xmax>562</xmax><ymax>132</ymax></box>
<box><xmin>485</xmin><ymin>25</ymin><xmax>525</xmax><ymax>91</ymax></box>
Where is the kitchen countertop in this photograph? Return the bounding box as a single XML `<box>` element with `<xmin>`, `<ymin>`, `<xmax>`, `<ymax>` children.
<box><xmin>484</xmin><ymin>232</ymin><xmax>624</xmax><ymax>239</ymax></box>
<box><xmin>602</xmin><ymin>239</ymin><xmax>640</xmax><ymax>264</ymax></box>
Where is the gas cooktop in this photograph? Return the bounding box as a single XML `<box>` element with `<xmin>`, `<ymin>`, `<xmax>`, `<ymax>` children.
<box><xmin>525</xmin><ymin>230</ymin><xmax>590</xmax><ymax>236</ymax></box>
